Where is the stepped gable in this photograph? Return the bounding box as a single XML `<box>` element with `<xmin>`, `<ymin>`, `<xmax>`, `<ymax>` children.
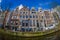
<box><xmin>20</xmin><ymin>6</ymin><xmax>30</xmax><ymax>11</ymax></box>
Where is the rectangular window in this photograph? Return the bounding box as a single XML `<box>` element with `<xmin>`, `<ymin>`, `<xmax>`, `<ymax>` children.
<box><xmin>30</xmin><ymin>15</ymin><xmax>32</xmax><ymax>18</ymax></box>
<box><xmin>20</xmin><ymin>12</ymin><xmax>22</xmax><ymax>14</ymax></box>
<box><xmin>37</xmin><ymin>23</ymin><xmax>39</xmax><ymax>27</ymax></box>
<box><xmin>23</xmin><ymin>15</ymin><xmax>25</xmax><ymax>18</ymax></box>
<box><xmin>20</xmin><ymin>15</ymin><xmax>23</xmax><ymax>18</ymax></box>
<box><xmin>23</xmin><ymin>12</ymin><xmax>25</xmax><ymax>14</ymax></box>
<box><xmin>33</xmin><ymin>15</ymin><xmax>35</xmax><ymax>18</ymax></box>
<box><xmin>22</xmin><ymin>23</ymin><xmax>24</xmax><ymax>26</ymax></box>
<box><xmin>36</xmin><ymin>15</ymin><xmax>38</xmax><ymax>18</ymax></box>
<box><xmin>30</xmin><ymin>20</ymin><xmax>32</xmax><ymax>26</ymax></box>
<box><xmin>33</xmin><ymin>20</ymin><xmax>35</xmax><ymax>26</ymax></box>
<box><xmin>26</xmin><ymin>15</ymin><xmax>28</xmax><ymax>18</ymax></box>
<box><xmin>26</xmin><ymin>23</ymin><xmax>28</xmax><ymax>26</ymax></box>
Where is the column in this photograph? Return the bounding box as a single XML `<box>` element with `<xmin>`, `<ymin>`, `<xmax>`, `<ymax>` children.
<box><xmin>32</xmin><ymin>20</ymin><xmax>33</xmax><ymax>27</ymax></box>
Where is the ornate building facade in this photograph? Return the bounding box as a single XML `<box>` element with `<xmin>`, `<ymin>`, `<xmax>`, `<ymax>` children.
<box><xmin>7</xmin><ymin>6</ymin><xmax>56</xmax><ymax>32</ymax></box>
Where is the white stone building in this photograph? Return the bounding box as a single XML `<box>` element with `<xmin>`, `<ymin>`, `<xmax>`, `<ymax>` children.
<box><xmin>7</xmin><ymin>6</ymin><xmax>56</xmax><ymax>32</ymax></box>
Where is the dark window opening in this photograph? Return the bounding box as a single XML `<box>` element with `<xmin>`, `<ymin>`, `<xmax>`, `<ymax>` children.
<box><xmin>22</xmin><ymin>23</ymin><xmax>24</xmax><ymax>26</ymax></box>
<box><xmin>26</xmin><ymin>23</ymin><xmax>28</xmax><ymax>26</ymax></box>
<box><xmin>45</xmin><ymin>24</ymin><xmax>46</xmax><ymax>27</ymax></box>
<box><xmin>37</xmin><ymin>23</ymin><xmax>39</xmax><ymax>27</ymax></box>
<box><xmin>16</xmin><ymin>23</ymin><xmax>18</xmax><ymax>25</ymax></box>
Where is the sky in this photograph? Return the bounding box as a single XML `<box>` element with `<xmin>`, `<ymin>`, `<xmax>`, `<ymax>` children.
<box><xmin>0</xmin><ymin>0</ymin><xmax>60</xmax><ymax>11</ymax></box>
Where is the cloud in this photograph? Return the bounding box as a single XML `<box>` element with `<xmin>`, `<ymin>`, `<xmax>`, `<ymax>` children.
<box><xmin>0</xmin><ymin>0</ymin><xmax>1</xmax><ymax>3</ymax></box>
<box><xmin>18</xmin><ymin>4</ymin><xmax>23</xmax><ymax>10</ymax></box>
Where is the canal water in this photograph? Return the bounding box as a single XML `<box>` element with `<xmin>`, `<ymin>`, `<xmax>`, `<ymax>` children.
<box><xmin>0</xmin><ymin>31</ymin><xmax>60</xmax><ymax>40</ymax></box>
